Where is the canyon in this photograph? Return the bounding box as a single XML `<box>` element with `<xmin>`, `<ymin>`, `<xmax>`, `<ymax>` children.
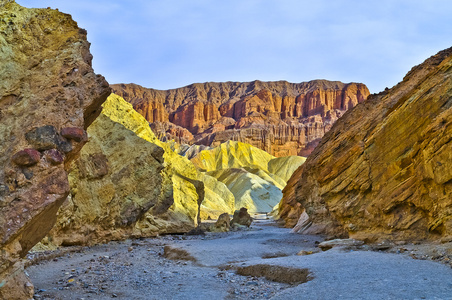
<box><xmin>112</xmin><ymin>80</ymin><xmax>370</xmax><ymax>157</ymax></box>
<box><xmin>1</xmin><ymin>1</ymin><xmax>452</xmax><ymax>299</ymax></box>
<box><xmin>40</xmin><ymin>94</ymin><xmax>304</xmax><ymax>250</ymax></box>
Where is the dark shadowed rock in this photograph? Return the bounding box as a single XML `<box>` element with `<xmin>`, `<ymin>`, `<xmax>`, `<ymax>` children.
<box><xmin>231</xmin><ymin>207</ymin><xmax>253</xmax><ymax>228</ymax></box>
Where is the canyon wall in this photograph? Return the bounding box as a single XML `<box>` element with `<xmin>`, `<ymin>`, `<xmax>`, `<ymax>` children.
<box><xmin>44</xmin><ymin>94</ymin><xmax>236</xmax><ymax>248</ymax></box>
<box><xmin>278</xmin><ymin>47</ymin><xmax>452</xmax><ymax>242</ymax></box>
<box><xmin>45</xmin><ymin>96</ymin><xmax>307</xmax><ymax>248</ymax></box>
<box><xmin>112</xmin><ymin>80</ymin><xmax>369</xmax><ymax>156</ymax></box>
<box><xmin>0</xmin><ymin>2</ymin><xmax>110</xmax><ymax>298</ymax></box>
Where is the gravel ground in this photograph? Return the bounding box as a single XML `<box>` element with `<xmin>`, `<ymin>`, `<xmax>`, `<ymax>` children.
<box><xmin>27</xmin><ymin>238</ymin><xmax>291</xmax><ymax>300</ymax></box>
<box><xmin>27</xmin><ymin>215</ymin><xmax>452</xmax><ymax>300</ymax></box>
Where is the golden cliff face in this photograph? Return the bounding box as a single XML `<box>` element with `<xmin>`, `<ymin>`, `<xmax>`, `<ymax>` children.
<box><xmin>112</xmin><ymin>80</ymin><xmax>370</xmax><ymax>157</ymax></box>
<box><xmin>279</xmin><ymin>47</ymin><xmax>452</xmax><ymax>242</ymax></box>
<box><xmin>0</xmin><ymin>2</ymin><xmax>110</xmax><ymax>298</ymax></box>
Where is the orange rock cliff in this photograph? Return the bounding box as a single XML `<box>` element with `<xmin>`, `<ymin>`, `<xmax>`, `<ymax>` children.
<box><xmin>112</xmin><ymin>80</ymin><xmax>370</xmax><ymax>156</ymax></box>
<box><xmin>278</xmin><ymin>46</ymin><xmax>452</xmax><ymax>242</ymax></box>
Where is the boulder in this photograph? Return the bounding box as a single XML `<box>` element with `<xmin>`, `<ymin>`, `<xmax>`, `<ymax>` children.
<box><xmin>211</xmin><ymin>213</ymin><xmax>231</xmax><ymax>232</ymax></box>
<box><xmin>0</xmin><ymin>2</ymin><xmax>110</xmax><ymax>298</ymax></box>
<box><xmin>318</xmin><ymin>239</ymin><xmax>365</xmax><ymax>251</ymax></box>
<box><xmin>231</xmin><ymin>208</ymin><xmax>253</xmax><ymax>228</ymax></box>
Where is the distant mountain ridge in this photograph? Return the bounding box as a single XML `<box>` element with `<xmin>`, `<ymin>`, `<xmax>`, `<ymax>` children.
<box><xmin>112</xmin><ymin>79</ymin><xmax>370</xmax><ymax>156</ymax></box>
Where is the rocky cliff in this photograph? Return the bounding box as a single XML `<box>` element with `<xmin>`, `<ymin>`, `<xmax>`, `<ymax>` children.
<box><xmin>0</xmin><ymin>2</ymin><xmax>110</xmax><ymax>298</ymax></box>
<box><xmin>112</xmin><ymin>80</ymin><xmax>369</xmax><ymax>156</ymax></box>
<box><xmin>278</xmin><ymin>47</ymin><xmax>452</xmax><ymax>242</ymax></box>
<box><xmin>44</xmin><ymin>94</ymin><xmax>236</xmax><ymax>248</ymax></box>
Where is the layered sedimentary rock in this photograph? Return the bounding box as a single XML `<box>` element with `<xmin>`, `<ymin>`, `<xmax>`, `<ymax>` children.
<box><xmin>45</xmin><ymin>94</ymin><xmax>235</xmax><ymax>247</ymax></box>
<box><xmin>112</xmin><ymin>80</ymin><xmax>370</xmax><ymax>156</ymax></box>
<box><xmin>0</xmin><ymin>2</ymin><xmax>110</xmax><ymax>298</ymax></box>
<box><xmin>191</xmin><ymin>141</ymin><xmax>305</xmax><ymax>212</ymax></box>
<box><xmin>279</xmin><ymin>47</ymin><xmax>452</xmax><ymax>242</ymax></box>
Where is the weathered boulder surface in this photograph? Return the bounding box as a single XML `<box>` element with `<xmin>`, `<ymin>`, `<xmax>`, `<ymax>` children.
<box><xmin>191</xmin><ymin>141</ymin><xmax>305</xmax><ymax>213</ymax></box>
<box><xmin>231</xmin><ymin>207</ymin><xmax>253</xmax><ymax>228</ymax></box>
<box><xmin>211</xmin><ymin>212</ymin><xmax>231</xmax><ymax>232</ymax></box>
<box><xmin>0</xmin><ymin>1</ymin><xmax>110</xmax><ymax>298</ymax></box>
<box><xmin>279</xmin><ymin>47</ymin><xmax>452</xmax><ymax>242</ymax></box>
<box><xmin>112</xmin><ymin>80</ymin><xmax>370</xmax><ymax>156</ymax></box>
<box><xmin>44</xmin><ymin>94</ymin><xmax>236</xmax><ymax>248</ymax></box>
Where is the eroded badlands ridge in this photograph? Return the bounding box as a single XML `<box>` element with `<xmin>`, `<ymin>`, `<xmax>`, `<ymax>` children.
<box><xmin>0</xmin><ymin>1</ymin><xmax>110</xmax><ymax>298</ymax></box>
<box><xmin>112</xmin><ymin>80</ymin><xmax>369</xmax><ymax>156</ymax></box>
<box><xmin>279</xmin><ymin>47</ymin><xmax>452</xmax><ymax>242</ymax></box>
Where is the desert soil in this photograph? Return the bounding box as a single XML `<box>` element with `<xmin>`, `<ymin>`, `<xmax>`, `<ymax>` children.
<box><xmin>27</xmin><ymin>215</ymin><xmax>452</xmax><ymax>300</ymax></box>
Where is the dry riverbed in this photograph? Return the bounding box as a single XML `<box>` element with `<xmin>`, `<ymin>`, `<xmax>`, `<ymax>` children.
<box><xmin>27</xmin><ymin>216</ymin><xmax>452</xmax><ymax>300</ymax></box>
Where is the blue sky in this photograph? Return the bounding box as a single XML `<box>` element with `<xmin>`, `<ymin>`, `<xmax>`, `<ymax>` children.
<box><xmin>17</xmin><ymin>0</ymin><xmax>452</xmax><ymax>93</ymax></box>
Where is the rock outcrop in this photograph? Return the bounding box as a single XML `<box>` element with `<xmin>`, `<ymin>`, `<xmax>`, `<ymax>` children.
<box><xmin>44</xmin><ymin>94</ymin><xmax>236</xmax><ymax>247</ymax></box>
<box><xmin>0</xmin><ymin>2</ymin><xmax>110</xmax><ymax>298</ymax></box>
<box><xmin>112</xmin><ymin>80</ymin><xmax>370</xmax><ymax>156</ymax></box>
<box><xmin>191</xmin><ymin>141</ymin><xmax>305</xmax><ymax>213</ymax></box>
<box><xmin>231</xmin><ymin>207</ymin><xmax>253</xmax><ymax>228</ymax></box>
<box><xmin>279</xmin><ymin>47</ymin><xmax>452</xmax><ymax>242</ymax></box>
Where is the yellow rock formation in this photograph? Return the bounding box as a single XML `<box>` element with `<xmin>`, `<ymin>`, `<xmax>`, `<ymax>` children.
<box><xmin>99</xmin><ymin>94</ymin><xmax>202</xmax><ymax>226</ymax></box>
<box><xmin>192</xmin><ymin>141</ymin><xmax>305</xmax><ymax>213</ymax></box>
<box><xmin>268</xmin><ymin>156</ymin><xmax>307</xmax><ymax>182</ymax></box>
<box><xmin>47</xmin><ymin>94</ymin><xmax>238</xmax><ymax>247</ymax></box>
<box><xmin>102</xmin><ymin>95</ymin><xmax>236</xmax><ymax>220</ymax></box>
<box><xmin>191</xmin><ymin>140</ymin><xmax>274</xmax><ymax>172</ymax></box>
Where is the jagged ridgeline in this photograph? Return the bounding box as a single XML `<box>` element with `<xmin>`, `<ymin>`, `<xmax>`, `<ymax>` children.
<box><xmin>43</xmin><ymin>94</ymin><xmax>305</xmax><ymax>248</ymax></box>
<box><xmin>112</xmin><ymin>80</ymin><xmax>369</xmax><ymax>157</ymax></box>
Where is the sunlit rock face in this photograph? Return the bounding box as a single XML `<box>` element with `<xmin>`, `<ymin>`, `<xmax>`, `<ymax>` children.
<box><xmin>278</xmin><ymin>47</ymin><xmax>452</xmax><ymax>242</ymax></box>
<box><xmin>112</xmin><ymin>80</ymin><xmax>370</xmax><ymax>157</ymax></box>
<box><xmin>191</xmin><ymin>140</ymin><xmax>306</xmax><ymax>213</ymax></box>
<box><xmin>44</xmin><ymin>94</ymin><xmax>308</xmax><ymax>254</ymax></box>
<box><xmin>45</xmin><ymin>94</ymin><xmax>236</xmax><ymax>247</ymax></box>
<box><xmin>0</xmin><ymin>2</ymin><xmax>110</xmax><ymax>298</ymax></box>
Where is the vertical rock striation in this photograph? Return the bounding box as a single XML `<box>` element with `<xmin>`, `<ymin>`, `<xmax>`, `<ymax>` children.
<box><xmin>0</xmin><ymin>2</ymin><xmax>110</xmax><ymax>298</ymax></box>
<box><xmin>112</xmin><ymin>80</ymin><xmax>369</xmax><ymax>156</ymax></box>
<box><xmin>279</xmin><ymin>47</ymin><xmax>452</xmax><ymax>242</ymax></box>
